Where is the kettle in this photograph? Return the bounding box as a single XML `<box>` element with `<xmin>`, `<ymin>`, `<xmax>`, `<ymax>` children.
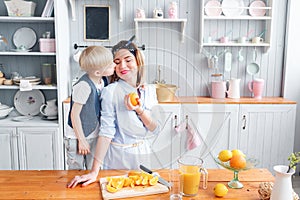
<box><xmin>40</xmin><ymin>99</ymin><xmax>58</xmax><ymax>118</ymax></box>
<box><xmin>226</xmin><ymin>78</ymin><xmax>240</xmax><ymax>99</ymax></box>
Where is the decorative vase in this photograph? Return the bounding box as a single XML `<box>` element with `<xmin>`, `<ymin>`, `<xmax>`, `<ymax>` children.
<box><xmin>270</xmin><ymin>165</ymin><xmax>295</xmax><ymax>200</ymax></box>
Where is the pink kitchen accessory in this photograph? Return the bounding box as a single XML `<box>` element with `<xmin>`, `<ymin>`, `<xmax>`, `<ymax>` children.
<box><xmin>249</xmin><ymin>0</ymin><xmax>267</xmax><ymax>17</ymax></box>
<box><xmin>205</xmin><ymin>0</ymin><xmax>222</xmax><ymax>16</ymax></box>
<box><xmin>248</xmin><ymin>78</ymin><xmax>264</xmax><ymax>99</ymax></box>
<box><xmin>39</xmin><ymin>38</ymin><xmax>56</xmax><ymax>52</ymax></box>
<box><xmin>211</xmin><ymin>81</ymin><xmax>226</xmax><ymax>99</ymax></box>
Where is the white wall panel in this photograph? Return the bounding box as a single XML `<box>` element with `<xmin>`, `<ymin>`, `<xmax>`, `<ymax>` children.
<box><xmin>68</xmin><ymin>0</ymin><xmax>287</xmax><ymax>98</ymax></box>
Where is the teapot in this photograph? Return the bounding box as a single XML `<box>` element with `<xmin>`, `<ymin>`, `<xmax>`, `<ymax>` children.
<box><xmin>226</xmin><ymin>78</ymin><xmax>240</xmax><ymax>99</ymax></box>
<box><xmin>40</xmin><ymin>99</ymin><xmax>58</xmax><ymax>118</ymax></box>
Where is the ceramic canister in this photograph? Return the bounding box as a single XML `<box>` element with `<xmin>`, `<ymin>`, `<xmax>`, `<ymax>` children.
<box><xmin>211</xmin><ymin>81</ymin><xmax>226</xmax><ymax>99</ymax></box>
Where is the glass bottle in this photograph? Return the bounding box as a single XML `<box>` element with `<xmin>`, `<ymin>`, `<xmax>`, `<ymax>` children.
<box><xmin>42</xmin><ymin>63</ymin><xmax>52</xmax><ymax>85</ymax></box>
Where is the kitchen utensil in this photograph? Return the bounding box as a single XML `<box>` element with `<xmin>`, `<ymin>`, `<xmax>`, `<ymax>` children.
<box><xmin>139</xmin><ymin>164</ymin><xmax>173</xmax><ymax>188</ymax></box>
<box><xmin>226</xmin><ymin>78</ymin><xmax>241</xmax><ymax>98</ymax></box>
<box><xmin>224</xmin><ymin>51</ymin><xmax>232</xmax><ymax>72</ymax></box>
<box><xmin>204</xmin><ymin>0</ymin><xmax>222</xmax><ymax>16</ymax></box>
<box><xmin>221</xmin><ymin>0</ymin><xmax>245</xmax><ymax>17</ymax></box>
<box><xmin>247</xmin><ymin>48</ymin><xmax>260</xmax><ymax>79</ymax></box>
<box><xmin>13</xmin><ymin>27</ymin><xmax>37</xmax><ymax>50</ymax></box>
<box><xmin>237</xmin><ymin>48</ymin><xmax>244</xmax><ymax>62</ymax></box>
<box><xmin>249</xmin><ymin>0</ymin><xmax>266</xmax><ymax>17</ymax></box>
<box><xmin>14</xmin><ymin>89</ymin><xmax>45</xmax><ymax>116</ymax></box>
<box><xmin>211</xmin><ymin>80</ymin><xmax>226</xmax><ymax>99</ymax></box>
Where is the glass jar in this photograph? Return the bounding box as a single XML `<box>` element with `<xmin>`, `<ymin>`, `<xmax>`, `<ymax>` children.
<box><xmin>0</xmin><ymin>35</ymin><xmax>8</xmax><ymax>52</ymax></box>
<box><xmin>42</xmin><ymin>63</ymin><xmax>52</xmax><ymax>85</ymax></box>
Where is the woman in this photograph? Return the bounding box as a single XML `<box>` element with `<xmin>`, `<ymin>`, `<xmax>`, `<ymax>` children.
<box><xmin>67</xmin><ymin>40</ymin><xmax>162</xmax><ymax>188</ymax></box>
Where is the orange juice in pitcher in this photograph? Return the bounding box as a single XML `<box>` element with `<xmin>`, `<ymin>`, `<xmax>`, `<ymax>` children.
<box><xmin>178</xmin><ymin>156</ymin><xmax>208</xmax><ymax>196</ymax></box>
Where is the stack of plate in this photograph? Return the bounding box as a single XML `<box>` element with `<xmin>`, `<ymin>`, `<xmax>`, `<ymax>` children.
<box><xmin>13</xmin><ymin>76</ymin><xmax>41</xmax><ymax>85</ymax></box>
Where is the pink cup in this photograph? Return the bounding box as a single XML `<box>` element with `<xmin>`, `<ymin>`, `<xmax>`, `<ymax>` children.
<box><xmin>220</xmin><ymin>36</ymin><xmax>229</xmax><ymax>43</ymax></box>
<box><xmin>211</xmin><ymin>81</ymin><xmax>226</xmax><ymax>99</ymax></box>
<box><xmin>248</xmin><ymin>78</ymin><xmax>264</xmax><ymax>99</ymax></box>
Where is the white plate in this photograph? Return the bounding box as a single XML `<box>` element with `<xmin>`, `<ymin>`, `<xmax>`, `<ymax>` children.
<box><xmin>12</xmin><ymin>116</ymin><xmax>33</xmax><ymax>122</ymax></box>
<box><xmin>13</xmin><ymin>27</ymin><xmax>37</xmax><ymax>50</ymax></box>
<box><xmin>222</xmin><ymin>0</ymin><xmax>245</xmax><ymax>17</ymax></box>
<box><xmin>10</xmin><ymin>49</ymin><xmax>32</xmax><ymax>52</ymax></box>
<box><xmin>249</xmin><ymin>0</ymin><xmax>266</xmax><ymax>17</ymax></box>
<box><xmin>14</xmin><ymin>90</ymin><xmax>45</xmax><ymax>116</ymax></box>
<box><xmin>205</xmin><ymin>0</ymin><xmax>222</xmax><ymax>16</ymax></box>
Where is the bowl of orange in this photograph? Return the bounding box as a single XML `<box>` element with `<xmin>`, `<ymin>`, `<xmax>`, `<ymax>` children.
<box><xmin>215</xmin><ymin>149</ymin><xmax>258</xmax><ymax>189</ymax></box>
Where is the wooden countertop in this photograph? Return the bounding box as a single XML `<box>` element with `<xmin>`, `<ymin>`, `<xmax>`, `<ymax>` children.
<box><xmin>63</xmin><ymin>97</ymin><xmax>296</xmax><ymax>104</ymax></box>
<box><xmin>0</xmin><ymin>169</ymin><xmax>274</xmax><ymax>199</ymax></box>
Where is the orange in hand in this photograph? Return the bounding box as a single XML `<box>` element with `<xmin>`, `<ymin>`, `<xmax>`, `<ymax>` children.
<box><xmin>129</xmin><ymin>92</ymin><xmax>139</xmax><ymax>106</ymax></box>
<box><xmin>230</xmin><ymin>154</ymin><xmax>246</xmax><ymax>170</ymax></box>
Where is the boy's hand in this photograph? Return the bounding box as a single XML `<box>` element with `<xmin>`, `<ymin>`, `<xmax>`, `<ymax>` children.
<box><xmin>77</xmin><ymin>138</ymin><xmax>90</xmax><ymax>155</ymax></box>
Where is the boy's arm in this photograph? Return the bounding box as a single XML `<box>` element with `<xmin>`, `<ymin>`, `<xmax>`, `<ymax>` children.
<box><xmin>71</xmin><ymin>102</ymin><xmax>90</xmax><ymax>154</ymax></box>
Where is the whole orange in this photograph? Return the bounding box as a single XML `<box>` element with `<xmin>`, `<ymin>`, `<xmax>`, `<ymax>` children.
<box><xmin>129</xmin><ymin>92</ymin><xmax>139</xmax><ymax>106</ymax></box>
<box><xmin>230</xmin><ymin>155</ymin><xmax>246</xmax><ymax>170</ymax></box>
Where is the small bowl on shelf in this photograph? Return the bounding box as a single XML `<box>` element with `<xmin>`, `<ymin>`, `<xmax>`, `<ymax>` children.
<box><xmin>214</xmin><ymin>157</ymin><xmax>259</xmax><ymax>189</ymax></box>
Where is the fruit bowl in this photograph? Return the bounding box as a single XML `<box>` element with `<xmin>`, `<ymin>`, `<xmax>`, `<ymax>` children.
<box><xmin>214</xmin><ymin>157</ymin><xmax>258</xmax><ymax>189</ymax></box>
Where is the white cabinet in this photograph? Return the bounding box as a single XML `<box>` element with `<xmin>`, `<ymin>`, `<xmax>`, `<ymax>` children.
<box><xmin>155</xmin><ymin>102</ymin><xmax>296</xmax><ymax>172</ymax></box>
<box><xmin>181</xmin><ymin>104</ymin><xmax>239</xmax><ymax>168</ymax></box>
<box><xmin>238</xmin><ymin>104</ymin><xmax>296</xmax><ymax>171</ymax></box>
<box><xmin>149</xmin><ymin>104</ymin><xmax>181</xmax><ymax>169</ymax></box>
<box><xmin>0</xmin><ymin>125</ymin><xmax>61</xmax><ymax>170</ymax></box>
<box><xmin>200</xmin><ymin>0</ymin><xmax>273</xmax><ymax>51</ymax></box>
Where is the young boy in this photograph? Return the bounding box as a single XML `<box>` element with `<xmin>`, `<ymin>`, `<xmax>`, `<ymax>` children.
<box><xmin>65</xmin><ymin>46</ymin><xmax>115</xmax><ymax>169</ymax></box>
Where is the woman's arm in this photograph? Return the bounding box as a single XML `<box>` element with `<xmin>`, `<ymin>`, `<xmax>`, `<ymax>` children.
<box><xmin>67</xmin><ymin>135</ymin><xmax>112</xmax><ymax>188</ymax></box>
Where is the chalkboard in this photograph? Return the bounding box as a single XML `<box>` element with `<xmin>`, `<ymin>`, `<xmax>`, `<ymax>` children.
<box><xmin>84</xmin><ymin>6</ymin><xmax>110</xmax><ymax>41</ymax></box>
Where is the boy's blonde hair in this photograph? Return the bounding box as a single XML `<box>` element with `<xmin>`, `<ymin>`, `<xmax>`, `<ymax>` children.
<box><xmin>79</xmin><ymin>46</ymin><xmax>113</xmax><ymax>73</ymax></box>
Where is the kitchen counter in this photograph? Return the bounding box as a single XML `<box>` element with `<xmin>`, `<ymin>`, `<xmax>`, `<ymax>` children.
<box><xmin>64</xmin><ymin>97</ymin><xmax>296</xmax><ymax>104</ymax></box>
<box><xmin>0</xmin><ymin>169</ymin><xmax>274</xmax><ymax>199</ymax></box>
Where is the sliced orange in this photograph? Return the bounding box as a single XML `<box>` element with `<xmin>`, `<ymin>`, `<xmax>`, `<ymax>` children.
<box><xmin>123</xmin><ymin>177</ymin><xmax>132</xmax><ymax>187</ymax></box>
<box><xmin>128</xmin><ymin>170</ymin><xmax>141</xmax><ymax>177</ymax></box>
<box><xmin>149</xmin><ymin>176</ymin><xmax>159</xmax><ymax>186</ymax></box>
<box><xmin>141</xmin><ymin>176</ymin><xmax>148</xmax><ymax>186</ymax></box>
<box><xmin>106</xmin><ymin>185</ymin><xmax>118</xmax><ymax>193</ymax></box>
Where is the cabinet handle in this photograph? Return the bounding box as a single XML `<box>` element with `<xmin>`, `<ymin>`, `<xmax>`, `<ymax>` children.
<box><xmin>174</xmin><ymin>115</ymin><xmax>178</xmax><ymax>128</ymax></box>
<box><xmin>242</xmin><ymin>115</ymin><xmax>247</xmax><ymax>130</ymax></box>
<box><xmin>185</xmin><ymin>115</ymin><xmax>188</xmax><ymax>129</ymax></box>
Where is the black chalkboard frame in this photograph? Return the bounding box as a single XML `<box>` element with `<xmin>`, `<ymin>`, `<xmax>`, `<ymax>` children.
<box><xmin>84</xmin><ymin>5</ymin><xmax>110</xmax><ymax>41</ymax></box>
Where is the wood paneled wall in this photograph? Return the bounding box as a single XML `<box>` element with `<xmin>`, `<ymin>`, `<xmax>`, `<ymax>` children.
<box><xmin>70</xmin><ymin>0</ymin><xmax>288</xmax><ymax>97</ymax></box>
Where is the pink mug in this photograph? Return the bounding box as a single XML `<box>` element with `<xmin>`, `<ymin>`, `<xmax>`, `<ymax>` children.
<box><xmin>248</xmin><ymin>78</ymin><xmax>264</xmax><ymax>99</ymax></box>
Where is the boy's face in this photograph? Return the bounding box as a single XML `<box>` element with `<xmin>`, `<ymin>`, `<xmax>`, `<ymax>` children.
<box><xmin>99</xmin><ymin>62</ymin><xmax>115</xmax><ymax>76</ymax></box>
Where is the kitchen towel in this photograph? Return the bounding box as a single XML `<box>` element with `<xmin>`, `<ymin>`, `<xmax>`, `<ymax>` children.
<box><xmin>175</xmin><ymin>121</ymin><xmax>201</xmax><ymax>150</ymax></box>
<box><xmin>20</xmin><ymin>80</ymin><xmax>32</xmax><ymax>91</ymax></box>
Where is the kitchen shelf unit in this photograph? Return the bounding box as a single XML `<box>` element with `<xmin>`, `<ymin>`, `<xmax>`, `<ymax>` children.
<box><xmin>200</xmin><ymin>0</ymin><xmax>273</xmax><ymax>52</ymax></box>
<box><xmin>134</xmin><ymin>18</ymin><xmax>187</xmax><ymax>43</ymax></box>
<box><xmin>0</xmin><ymin>0</ymin><xmax>71</xmax><ymax>170</ymax></box>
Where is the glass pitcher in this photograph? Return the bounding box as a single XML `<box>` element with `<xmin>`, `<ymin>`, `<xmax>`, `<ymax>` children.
<box><xmin>178</xmin><ymin>155</ymin><xmax>208</xmax><ymax>196</ymax></box>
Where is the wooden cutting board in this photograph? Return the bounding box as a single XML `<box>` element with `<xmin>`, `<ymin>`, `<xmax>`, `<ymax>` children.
<box><xmin>99</xmin><ymin>176</ymin><xmax>169</xmax><ymax>200</ymax></box>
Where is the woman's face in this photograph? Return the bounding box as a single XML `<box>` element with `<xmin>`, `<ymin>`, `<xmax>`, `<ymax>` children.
<box><xmin>113</xmin><ymin>49</ymin><xmax>138</xmax><ymax>85</ymax></box>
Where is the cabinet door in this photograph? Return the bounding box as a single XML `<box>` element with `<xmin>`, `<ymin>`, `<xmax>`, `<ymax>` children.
<box><xmin>238</xmin><ymin>104</ymin><xmax>296</xmax><ymax>172</ymax></box>
<box><xmin>148</xmin><ymin>104</ymin><xmax>181</xmax><ymax>169</ymax></box>
<box><xmin>0</xmin><ymin>128</ymin><xmax>18</xmax><ymax>170</ymax></box>
<box><xmin>181</xmin><ymin>104</ymin><xmax>239</xmax><ymax>168</ymax></box>
<box><xmin>17</xmin><ymin>127</ymin><xmax>60</xmax><ymax>170</ymax></box>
